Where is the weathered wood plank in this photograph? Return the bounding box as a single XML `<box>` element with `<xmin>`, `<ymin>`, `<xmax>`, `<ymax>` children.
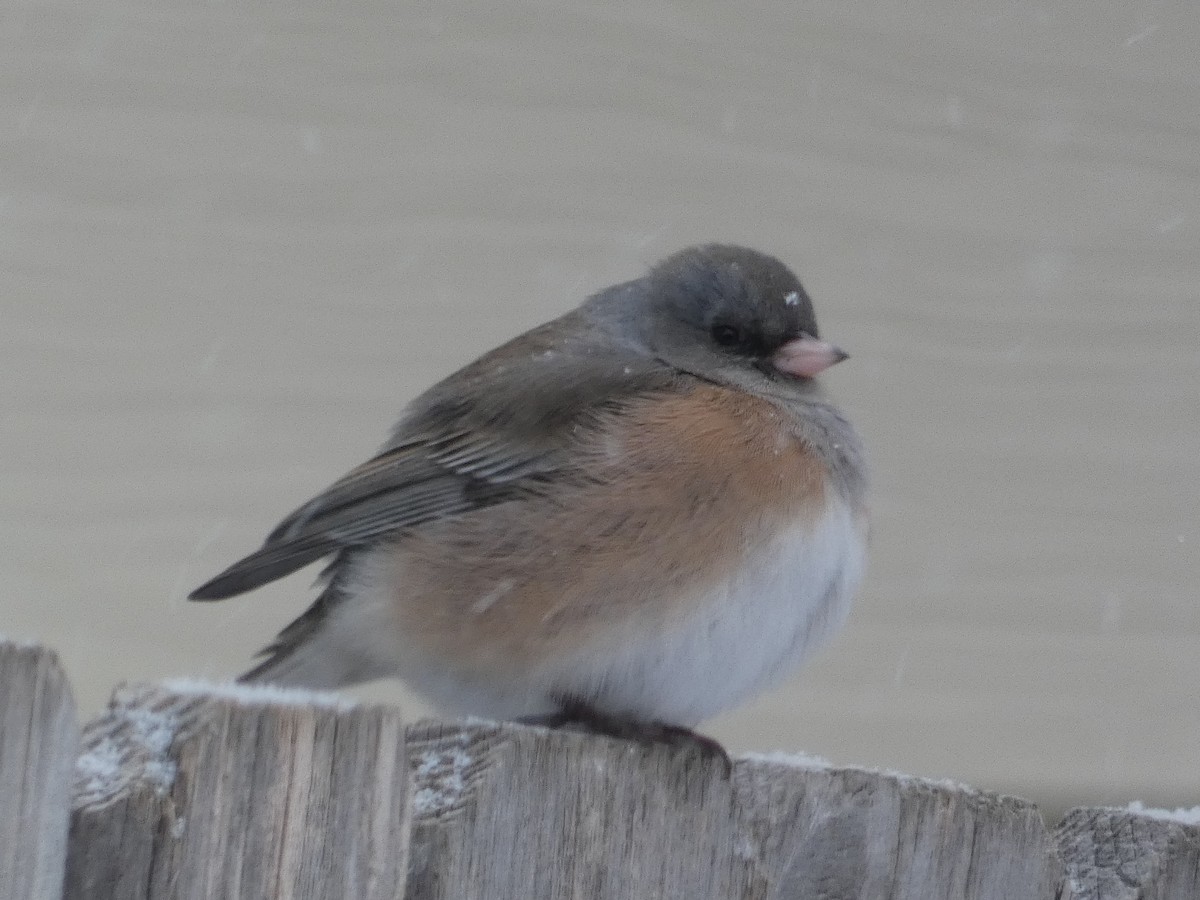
<box><xmin>0</xmin><ymin>638</ymin><xmax>79</xmax><ymax>900</ymax></box>
<box><xmin>10</xmin><ymin>657</ymin><xmax>1190</xmax><ymax>899</ymax></box>
<box><xmin>1057</xmin><ymin>805</ymin><xmax>1200</xmax><ymax>900</ymax></box>
<box><xmin>405</xmin><ymin>721</ymin><xmax>1064</xmax><ymax>900</ymax></box>
<box><xmin>735</xmin><ymin>755</ymin><xmax>1064</xmax><ymax>899</ymax></box>
<box><xmin>405</xmin><ymin>720</ymin><xmax>738</xmax><ymax>899</ymax></box>
<box><xmin>65</xmin><ymin>681</ymin><xmax>410</xmax><ymax>900</ymax></box>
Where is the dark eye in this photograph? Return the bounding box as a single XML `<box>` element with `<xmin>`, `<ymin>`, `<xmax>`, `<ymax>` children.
<box><xmin>710</xmin><ymin>324</ymin><xmax>741</xmax><ymax>347</ymax></box>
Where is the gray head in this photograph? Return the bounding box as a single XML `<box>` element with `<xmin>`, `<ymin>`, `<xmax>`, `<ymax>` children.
<box><xmin>594</xmin><ymin>244</ymin><xmax>847</xmax><ymax>395</ymax></box>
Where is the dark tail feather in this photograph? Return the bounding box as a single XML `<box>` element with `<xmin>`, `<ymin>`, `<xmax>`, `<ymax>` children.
<box><xmin>237</xmin><ymin>590</ymin><xmax>349</xmax><ymax>687</ymax></box>
<box><xmin>189</xmin><ymin>541</ymin><xmax>334</xmax><ymax>600</ymax></box>
<box><xmin>234</xmin><ymin>554</ymin><xmax>369</xmax><ymax>690</ymax></box>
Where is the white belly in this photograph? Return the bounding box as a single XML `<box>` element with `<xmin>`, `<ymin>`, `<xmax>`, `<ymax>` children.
<box><xmin>550</xmin><ymin>498</ymin><xmax>867</xmax><ymax>725</ymax></box>
<box><xmin>322</xmin><ymin>497</ymin><xmax>865</xmax><ymax>726</ymax></box>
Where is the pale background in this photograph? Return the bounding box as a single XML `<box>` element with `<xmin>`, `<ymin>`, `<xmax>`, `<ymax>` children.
<box><xmin>3</xmin><ymin>1</ymin><xmax>1197</xmax><ymax>817</ymax></box>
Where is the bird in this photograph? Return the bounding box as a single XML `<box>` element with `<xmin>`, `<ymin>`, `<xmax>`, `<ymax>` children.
<box><xmin>190</xmin><ymin>244</ymin><xmax>868</xmax><ymax>760</ymax></box>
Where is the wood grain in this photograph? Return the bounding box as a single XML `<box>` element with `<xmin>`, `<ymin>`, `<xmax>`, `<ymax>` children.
<box><xmin>65</xmin><ymin>682</ymin><xmax>410</xmax><ymax>900</ymax></box>
<box><xmin>37</xmin><ymin>670</ymin><xmax>1200</xmax><ymax>898</ymax></box>
<box><xmin>406</xmin><ymin>719</ymin><xmax>1064</xmax><ymax>900</ymax></box>
<box><xmin>0</xmin><ymin>639</ymin><xmax>78</xmax><ymax>900</ymax></box>
<box><xmin>1057</xmin><ymin>805</ymin><xmax>1200</xmax><ymax>900</ymax></box>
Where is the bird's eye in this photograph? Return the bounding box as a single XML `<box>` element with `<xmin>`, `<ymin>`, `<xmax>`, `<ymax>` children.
<box><xmin>710</xmin><ymin>324</ymin><xmax>741</xmax><ymax>347</ymax></box>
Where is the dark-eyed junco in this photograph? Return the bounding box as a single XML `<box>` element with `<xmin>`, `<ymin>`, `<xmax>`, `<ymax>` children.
<box><xmin>192</xmin><ymin>245</ymin><xmax>868</xmax><ymax>754</ymax></box>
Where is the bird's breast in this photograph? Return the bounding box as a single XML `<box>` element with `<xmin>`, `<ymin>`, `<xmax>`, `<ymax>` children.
<box><xmin>552</xmin><ymin>494</ymin><xmax>867</xmax><ymax>725</ymax></box>
<box><xmin>345</xmin><ymin>382</ymin><xmax>868</xmax><ymax>724</ymax></box>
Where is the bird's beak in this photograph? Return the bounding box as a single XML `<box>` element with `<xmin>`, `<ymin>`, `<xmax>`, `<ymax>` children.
<box><xmin>772</xmin><ymin>335</ymin><xmax>849</xmax><ymax>378</ymax></box>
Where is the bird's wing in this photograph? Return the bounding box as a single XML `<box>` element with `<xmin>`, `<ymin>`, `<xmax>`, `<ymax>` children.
<box><xmin>190</xmin><ymin>322</ymin><xmax>675</xmax><ymax>600</ymax></box>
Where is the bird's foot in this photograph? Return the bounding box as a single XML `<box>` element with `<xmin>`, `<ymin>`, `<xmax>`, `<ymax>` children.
<box><xmin>522</xmin><ymin>696</ymin><xmax>732</xmax><ymax>775</ymax></box>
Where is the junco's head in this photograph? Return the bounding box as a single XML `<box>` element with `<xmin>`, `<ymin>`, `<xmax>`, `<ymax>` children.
<box><xmin>590</xmin><ymin>244</ymin><xmax>847</xmax><ymax>395</ymax></box>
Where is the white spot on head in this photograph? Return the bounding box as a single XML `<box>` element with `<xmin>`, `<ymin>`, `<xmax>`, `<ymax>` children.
<box><xmin>784</xmin><ymin>291</ymin><xmax>800</xmax><ymax>306</ymax></box>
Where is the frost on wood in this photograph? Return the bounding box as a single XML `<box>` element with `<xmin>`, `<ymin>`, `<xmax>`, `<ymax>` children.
<box><xmin>404</xmin><ymin>719</ymin><xmax>1064</xmax><ymax>900</ymax></box>
<box><xmin>1057</xmin><ymin>805</ymin><xmax>1200</xmax><ymax>900</ymax></box>
<box><xmin>1124</xmin><ymin>801</ymin><xmax>1200</xmax><ymax>826</ymax></box>
<box><xmin>65</xmin><ymin>682</ymin><xmax>411</xmax><ymax>900</ymax></box>
<box><xmin>2</xmin><ymin>657</ymin><xmax>1194</xmax><ymax>899</ymax></box>
<box><xmin>0</xmin><ymin>639</ymin><xmax>79</xmax><ymax>900</ymax></box>
<box><xmin>74</xmin><ymin>695</ymin><xmax>181</xmax><ymax>806</ymax></box>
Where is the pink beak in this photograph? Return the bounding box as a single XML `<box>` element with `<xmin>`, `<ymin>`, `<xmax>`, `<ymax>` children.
<box><xmin>772</xmin><ymin>335</ymin><xmax>849</xmax><ymax>378</ymax></box>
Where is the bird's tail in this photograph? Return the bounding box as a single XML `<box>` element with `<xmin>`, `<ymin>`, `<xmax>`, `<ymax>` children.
<box><xmin>237</xmin><ymin>553</ymin><xmax>393</xmax><ymax>689</ymax></box>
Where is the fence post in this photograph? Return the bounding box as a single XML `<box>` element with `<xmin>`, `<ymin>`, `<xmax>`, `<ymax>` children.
<box><xmin>0</xmin><ymin>639</ymin><xmax>79</xmax><ymax>900</ymax></box>
<box><xmin>1</xmin><ymin>637</ymin><xmax>1195</xmax><ymax>899</ymax></box>
<box><xmin>405</xmin><ymin>720</ymin><xmax>1064</xmax><ymax>899</ymax></box>
<box><xmin>66</xmin><ymin>681</ymin><xmax>410</xmax><ymax>900</ymax></box>
<box><xmin>1057</xmin><ymin>805</ymin><xmax>1200</xmax><ymax>899</ymax></box>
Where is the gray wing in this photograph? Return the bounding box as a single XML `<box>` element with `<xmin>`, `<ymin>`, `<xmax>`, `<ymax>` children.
<box><xmin>188</xmin><ymin>432</ymin><xmax>554</xmax><ymax>599</ymax></box>
<box><xmin>189</xmin><ymin>319</ymin><xmax>675</xmax><ymax>600</ymax></box>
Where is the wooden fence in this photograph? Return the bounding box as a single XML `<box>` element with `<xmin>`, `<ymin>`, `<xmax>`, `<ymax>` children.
<box><xmin>2</xmin><ymin>638</ymin><xmax>1197</xmax><ymax>899</ymax></box>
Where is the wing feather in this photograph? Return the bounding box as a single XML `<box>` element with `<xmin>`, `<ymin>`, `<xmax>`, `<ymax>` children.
<box><xmin>190</xmin><ymin>339</ymin><xmax>676</xmax><ymax>601</ymax></box>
